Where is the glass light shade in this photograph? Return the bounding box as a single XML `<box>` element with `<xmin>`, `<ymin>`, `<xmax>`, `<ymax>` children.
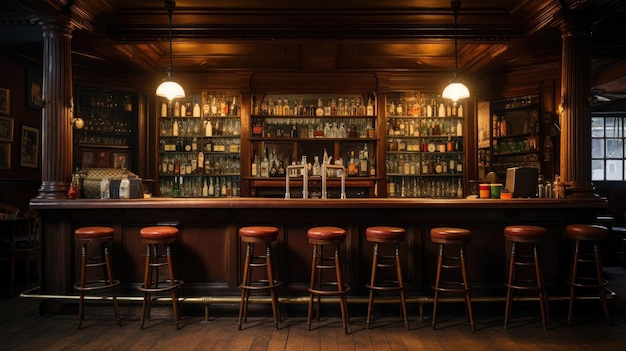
<box><xmin>156</xmin><ymin>78</ymin><xmax>185</xmax><ymax>101</ymax></box>
<box><xmin>442</xmin><ymin>80</ymin><xmax>470</xmax><ymax>102</ymax></box>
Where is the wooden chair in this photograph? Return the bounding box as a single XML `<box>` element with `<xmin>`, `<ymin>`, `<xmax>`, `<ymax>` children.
<box><xmin>1</xmin><ymin>205</ymin><xmax>39</xmax><ymax>293</ymax></box>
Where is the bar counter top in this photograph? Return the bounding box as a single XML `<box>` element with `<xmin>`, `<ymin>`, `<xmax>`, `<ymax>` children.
<box><xmin>30</xmin><ymin>196</ymin><xmax>608</xmax><ymax>210</ymax></box>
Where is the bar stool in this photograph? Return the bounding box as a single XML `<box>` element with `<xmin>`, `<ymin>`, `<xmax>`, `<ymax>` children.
<box><xmin>73</xmin><ymin>226</ymin><xmax>121</xmax><ymax>329</ymax></box>
<box><xmin>138</xmin><ymin>225</ymin><xmax>183</xmax><ymax>329</ymax></box>
<box><xmin>365</xmin><ymin>226</ymin><xmax>408</xmax><ymax>330</ymax></box>
<box><xmin>566</xmin><ymin>224</ymin><xmax>610</xmax><ymax>325</ymax></box>
<box><xmin>238</xmin><ymin>226</ymin><xmax>281</xmax><ymax>330</ymax></box>
<box><xmin>307</xmin><ymin>226</ymin><xmax>351</xmax><ymax>333</ymax></box>
<box><xmin>430</xmin><ymin>227</ymin><xmax>474</xmax><ymax>331</ymax></box>
<box><xmin>504</xmin><ymin>225</ymin><xmax>549</xmax><ymax>330</ymax></box>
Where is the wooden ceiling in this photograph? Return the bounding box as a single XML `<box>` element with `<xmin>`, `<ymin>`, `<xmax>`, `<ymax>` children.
<box><xmin>1</xmin><ymin>0</ymin><xmax>625</xmax><ymax>92</ymax></box>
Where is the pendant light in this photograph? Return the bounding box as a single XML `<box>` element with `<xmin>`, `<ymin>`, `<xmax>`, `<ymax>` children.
<box><xmin>442</xmin><ymin>1</ymin><xmax>470</xmax><ymax>103</ymax></box>
<box><xmin>156</xmin><ymin>0</ymin><xmax>185</xmax><ymax>101</ymax></box>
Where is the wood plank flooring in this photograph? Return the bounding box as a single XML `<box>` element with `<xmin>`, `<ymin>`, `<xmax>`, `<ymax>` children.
<box><xmin>1</xmin><ymin>268</ymin><xmax>625</xmax><ymax>350</ymax></box>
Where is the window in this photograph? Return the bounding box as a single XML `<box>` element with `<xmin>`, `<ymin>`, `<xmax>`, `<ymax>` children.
<box><xmin>591</xmin><ymin>114</ymin><xmax>626</xmax><ymax>181</ymax></box>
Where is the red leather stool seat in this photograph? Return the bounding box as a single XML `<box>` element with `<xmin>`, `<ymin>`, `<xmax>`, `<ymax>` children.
<box><xmin>430</xmin><ymin>227</ymin><xmax>471</xmax><ymax>244</ymax></box>
<box><xmin>140</xmin><ymin>226</ymin><xmax>179</xmax><ymax>241</ymax></box>
<box><xmin>239</xmin><ymin>226</ymin><xmax>279</xmax><ymax>241</ymax></box>
<box><xmin>366</xmin><ymin>226</ymin><xmax>406</xmax><ymax>241</ymax></box>
<box><xmin>566</xmin><ymin>224</ymin><xmax>609</xmax><ymax>241</ymax></box>
<box><xmin>75</xmin><ymin>226</ymin><xmax>114</xmax><ymax>240</ymax></box>
<box><xmin>504</xmin><ymin>225</ymin><xmax>547</xmax><ymax>242</ymax></box>
<box><xmin>307</xmin><ymin>226</ymin><xmax>346</xmax><ymax>241</ymax></box>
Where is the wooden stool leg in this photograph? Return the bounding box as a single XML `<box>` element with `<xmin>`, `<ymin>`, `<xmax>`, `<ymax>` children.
<box><xmin>77</xmin><ymin>243</ymin><xmax>87</xmax><ymax>330</ymax></box>
<box><xmin>594</xmin><ymin>241</ymin><xmax>610</xmax><ymax>324</ymax></box>
<box><xmin>460</xmin><ymin>244</ymin><xmax>474</xmax><ymax>331</ymax></box>
<box><xmin>533</xmin><ymin>244</ymin><xmax>548</xmax><ymax>330</ymax></box>
<box><xmin>140</xmin><ymin>244</ymin><xmax>152</xmax><ymax>330</ymax></box>
<box><xmin>334</xmin><ymin>243</ymin><xmax>350</xmax><ymax>334</ymax></box>
<box><xmin>395</xmin><ymin>242</ymin><xmax>409</xmax><ymax>330</ymax></box>
<box><xmin>166</xmin><ymin>245</ymin><xmax>180</xmax><ymax>329</ymax></box>
<box><xmin>265</xmin><ymin>242</ymin><xmax>281</xmax><ymax>329</ymax></box>
<box><xmin>315</xmin><ymin>245</ymin><xmax>323</xmax><ymax>321</ymax></box>
<box><xmin>504</xmin><ymin>242</ymin><xmax>516</xmax><ymax>330</ymax></box>
<box><xmin>104</xmin><ymin>243</ymin><xmax>121</xmax><ymax>326</ymax></box>
<box><xmin>238</xmin><ymin>242</ymin><xmax>252</xmax><ymax>330</ymax></box>
<box><xmin>366</xmin><ymin>243</ymin><xmax>379</xmax><ymax>329</ymax></box>
<box><xmin>567</xmin><ymin>240</ymin><xmax>580</xmax><ymax>326</ymax></box>
<box><xmin>432</xmin><ymin>243</ymin><xmax>443</xmax><ymax>329</ymax></box>
<box><xmin>306</xmin><ymin>244</ymin><xmax>319</xmax><ymax>331</ymax></box>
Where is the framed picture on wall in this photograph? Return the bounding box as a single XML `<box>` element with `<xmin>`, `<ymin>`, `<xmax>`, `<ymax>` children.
<box><xmin>113</xmin><ymin>152</ymin><xmax>131</xmax><ymax>170</ymax></box>
<box><xmin>26</xmin><ymin>68</ymin><xmax>44</xmax><ymax>109</ymax></box>
<box><xmin>20</xmin><ymin>125</ymin><xmax>39</xmax><ymax>168</ymax></box>
<box><xmin>0</xmin><ymin>87</ymin><xmax>9</xmax><ymax>115</ymax></box>
<box><xmin>0</xmin><ymin>142</ymin><xmax>10</xmax><ymax>169</ymax></box>
<box><xmin>0</xmin><ymin>116</ymin><xmax>13</xmax><ymax>142</ymax></box>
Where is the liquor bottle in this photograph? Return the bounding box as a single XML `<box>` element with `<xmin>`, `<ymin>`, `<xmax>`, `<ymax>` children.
<box><xmin>100</xmin><ymin>177</ymin><xmax>110</xmax><ymax>199</ymax></box>
<box><xmin>366</xmin><ymin>98</ymin><xmax>374</xmax><ymax>116</ymax></box>
<box><xmin>161</xmin><ymin>102</ymin><xmax>167</xmax><ymax>117</ymax></box>
<box><xmin>360</xmin><ymin>144</ymin><xmax>369</xmax><ymax>177</ymax></box>
<box><xmin>208</xmin><ymin>177</ymin><xmax>215</xmax><ymax>197</ymax></box>
<box><xmin>438</xmin><ymin>101</ymin><xmax>446</xmax><ymax>117</ymax></box>
<box><xmin>180</xmin><ymin>102</ymin><xmax>186</xmax><ymax>117</ymax></box>
<box><xmin>193</xmin><ymin>102</ymin><xmax>201</xmax><ymax>117</ymax></box>
<box><xmin>369</xmin><ymin>156</ymin><xmax>376</xmax><ymax>176</ymax></box>
<box><xmin>456</xmin><ymin>120</ymin><xmax>463</xmax><ymax>136</ymax></box>
<box><xmin>447</xmin><ymin>135</ymin><xmax>453</xmax><ymax>152</ymax></box>
<box><xmin>174</xmin><ymin>101</ymin><xmax>180</xmax><ymax>117</ymax></box>
<box><xmin>172</xmin><ymin>120</ymin><xmax>179</xmax><ymax>136</ymax></box>
<box><xmin>456</xmin><ymin>156</ymin><xmax>463</xmax><ymax>173</ymax></box>
<box><xmin>202</xmin><ymin>179</ymin><xmax>208</xmax><ymax>197</ymax></box>
<box><xmin>260</xmin><ymin>148</ymin><xmax>270</xmax><ymax>177</ymax></box>
<box><xmin>269</xmin><ymin>152</ymin><xmax>278</xmax><ymax>177</ymax></box>
<box><xmin>348</xmin><ymin>151</ymin><xmax>358</xmax><ymax>176</ymax></box>
<box><xmin>457</xmin><ymin>179</ymin><xmax>463</xmax><ymax>198</ymax></box>
<box><xmin>457</xmin><ymin>104</ymin><xmax>464</xmax><ymax>117</ymax></box>
<box><xmin>278</xmin><ymin>160</ymin><xmax>286</xmax><ymax>177</ymax></box>
<box><xmin>312</xmin><ymin>156</ymin><xmax>321</xmax><ymax>177</ymax></box>
<box><xmin>251</xmin><ymin>153</ymin><xmax>259</xmax><ymax>177</ymax></box>
<box><xmin>172</xmin><ymin>176</ymin><xmax>180</xmax><ymax>197</ymax></box>
<box><xmin>205</xmin><ymin>119</ymin><xmax>212</xmax><ymax>137</ymax></box>
<box><xmin>197</xmin><ymin>151</ymin><xmax>204</xmax><ymax>174</ymax></box>
<box><xmin>449</xmin><ymin>157</ymin><xmax>456</xmax><ymax>174</ymax></box>
<box><xmin>119</xmin><ymin>173</ymin><xmax>130</xmax><ymax>199</ymax></box>
<box><xmin>290</xmin><ymin>124</ymin><xmax>298</xmax><ymax>138</ymax></box>
<box><xmin>221</xmin><ymin>179</ymin><xmax>227</xmax><ymax>197</ymax></box>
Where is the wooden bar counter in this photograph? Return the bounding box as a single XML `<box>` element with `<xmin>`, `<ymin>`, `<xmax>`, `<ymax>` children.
<box><xmin>29</xmin><ymin>197</ymin><xmax>607</xmax><ymax>313</ymax></box>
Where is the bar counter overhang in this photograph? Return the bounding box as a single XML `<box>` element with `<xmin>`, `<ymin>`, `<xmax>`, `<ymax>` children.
<box><xmin>29</xmin><ymin>197</ymin><xmax>609</xmax><ymax>314</ymax></box>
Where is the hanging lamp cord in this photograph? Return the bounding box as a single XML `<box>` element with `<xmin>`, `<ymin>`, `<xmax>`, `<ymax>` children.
<box><xmin>165</xmin><ymin>0</ymin><xmax>176</xmax><ymax>76</ymax></box>
<box><xmin>452</xmin><ymin>1</ymin><xmax>461</xmax><ymax>73</ymax></box>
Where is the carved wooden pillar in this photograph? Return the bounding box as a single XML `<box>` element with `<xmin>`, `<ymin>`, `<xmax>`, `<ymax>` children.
<box><xmin>36</xmin><ymin>18</ymin><xmax>74</xmax><ymax>199</ymax></box>
<box><xmin>559</xmin><ymin>13</ymin><xmax>596</xmax><ymax>197</ymax></box>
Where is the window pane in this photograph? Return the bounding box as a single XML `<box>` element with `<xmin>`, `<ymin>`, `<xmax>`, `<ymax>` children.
<box><xmin>606</xmin><ymin>160</ymin><xmax>623</xmax><ymax>180</ymax></box>
<box><xmin>605</xmin><ymin>117</ymin><xmax>620</xmax><ymax>137</ymax></box>
<box><xmin>592</xmin><ymin>159</ymin><xmax>605</xmax><ymax>181</ymax></box>
<box><xmin>591</xmin><ymin>117</ymin><xmax>604</xmax><ymax>137</ymax></box>
<box><xmin>591</xmin><ymin>138</ymin><xmax>604</xmax><ymax>158</ymax></box>
<box><xmin>606</xmin><ymin>139</ymin><xmax>623</xmax><ymax>158</ymax></box>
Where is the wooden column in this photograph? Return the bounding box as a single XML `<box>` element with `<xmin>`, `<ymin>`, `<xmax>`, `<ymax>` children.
<box><xmin>558</xmin><ymin>13</ymin><xmax>596</xmax><ymax>197</ymax></box>
<box><xmin>36</xmin><ymin>18</ymin><xmax>75</xmax><ymax>199</ymax></box>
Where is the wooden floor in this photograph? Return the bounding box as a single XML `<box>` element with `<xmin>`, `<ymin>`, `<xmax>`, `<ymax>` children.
<box><xmin>1</xmin><ymin>268</ymin><xmax>625</xmax><ymax>351</ymax></box>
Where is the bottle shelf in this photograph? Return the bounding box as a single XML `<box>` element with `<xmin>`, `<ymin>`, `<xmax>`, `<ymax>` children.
<box><xmin>384</xmin><ymin>91</ymin><xmax>466</xmax><ymax>198</ymax></box>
